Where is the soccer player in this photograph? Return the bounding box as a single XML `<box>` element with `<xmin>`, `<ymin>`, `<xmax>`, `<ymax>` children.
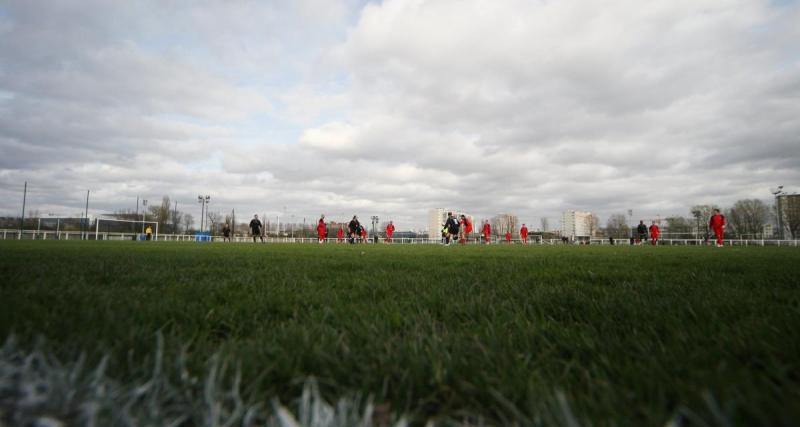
<box><xmin>336</xmin><ymin>226</ymin><xmax>344</xmax><ymax>243</ymax></box>
<box><xmin>636</xmin><ymin>220</ymin><xmax>647</xmax><ymax>244</ymax></box>
<box><xmin>482</xmin><ymin>220</ymin><xmax>491</xmax><ymax>244</ymax></box>
<box><xmin>385</xmin><ymin>221</ymin><xmax>395</xmax><ymax>243</ymax></box>
<box><xmin>443</xmin><ymin>212</ymin><xmax>459</xmax><ymax>245</ymax></box>
<box><xmin>505</xmin><ymin>231</ymin><xmax>512</xmax><ymax>243</ymax></box>
<box><xmin>360</xmin><ymin>226</ymin><xmax>368</xmax><ymax>243</ymax></box>
<box><xmin>649</xmin><ymin>221</ymin><xmax>660</xmax><ymax>246</ymax></box>
<box><xmin>317</xmin><ymin>214</ymin><xmax>327</xmax><ymax>244</ymax></box>
<box><xmin>145</xmin><ymin>225</ymin><xmax>153</xmax><ymax>241</ymax></box>
<box><xmin>348</xmin><ymin>216</ymin><xmax>360</xmax><ymax>244</ymax></box>
<box><xmin>249</xmin><ymin>214</ymin><xmax>264</xmax><ymax>243</ymax></box>
<box><xmin>461</xmin><ymin>215</ymin><xmax>473</xmax><ymax>244</ymax></box>
<box><xmin>709</xmin><ymin>208</ymin><xmax>726</xmax><ymax>247</ymax></box>
<box><xmin>520</xmin><ymin>224</ymin><xmax>529</xmax><ymax>244</ymax></box>
<box><xmin>222</xmin><ymin>223</ymin><xmax>231</xmax><ymax>242</ymax></box>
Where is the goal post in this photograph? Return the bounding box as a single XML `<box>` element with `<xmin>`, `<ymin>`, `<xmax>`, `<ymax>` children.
<box><xmin>95</xmin><ymin>217</ymin><xmax>159</xmax><ymax>240</ymax></box>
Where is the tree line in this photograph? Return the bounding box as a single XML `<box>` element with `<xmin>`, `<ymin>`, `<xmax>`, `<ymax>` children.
<box><xmin>604</xmin><ymin>199</ymin><xmax>798</xmax><ymax>239</ymax></box>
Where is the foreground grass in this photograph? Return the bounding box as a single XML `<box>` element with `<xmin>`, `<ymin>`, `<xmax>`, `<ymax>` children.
<box><xmin>1</xmin><ymin>241</ymin><xmax>799</xmax><ymax>426</ymax></box>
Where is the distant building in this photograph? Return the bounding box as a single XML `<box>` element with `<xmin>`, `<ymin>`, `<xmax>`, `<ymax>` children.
<box><xmin>762</xmin><ymin>223</ymin><xmax>773</xmax><ymax>238</ymax></box>
<box><xmin>427</xmin><ymin>208</ymin><xmax>474</xmax><ymax>238</ymax></box>
<box><xmin>492</xmin><ymin>213</ymin><xmax>519</xmax><ymax>236</ymax></box>
<box><xmin>776</xmin><ymin>194</ymin><xmax>800</xmax><ymax>239</ymax></box>
<box><xmin>561</xmin><ymin>210</ymin><xmax>594</xmax><ymax>240</ymax></box>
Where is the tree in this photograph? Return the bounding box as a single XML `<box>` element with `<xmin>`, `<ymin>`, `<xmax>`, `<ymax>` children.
<box><xmin>726</xmin><ymin>199</ymin><xmax>769</xmax><ymax>238</ymax></box>
<box><xmin>171</xmin><ymin>211</ymin><xmax>183</xmax><ymax>235</ymax></box>
<box><xmin>540</xmin><ymin>218</ymin><xmax>549</xmax><ymax>232</ymax></box>
<box><xmin>207</xmin><ymin>211</ymin><xmax>222</xmax><ymax>235</ymax></box>
<box><xmin>605</xmin><ymin>213</ymin><xmax>628</xmax><ymax>238</ymax></box>
<box><xmin>665</xmin><ymin>216</ymin><xmax>692</xmax><ymax>236</ymax></box>
<box><xmin>147</xmin><ymin>196</ymin><xmax>172</xmax><ymax>233</ymax></box>
<box><xmin>182</xmin><ymin>213</ymin><xmax>194</xmax><ymax>234</ymax></box>
<box><xmin>586</xmin><ymin>214</ymin><xmax>600</xmax><ymax>237</ymax></box>
<box><xmin>689</xmin><ymin>204</ymin><xmax>719</xmax><ymax>237</ymax></box>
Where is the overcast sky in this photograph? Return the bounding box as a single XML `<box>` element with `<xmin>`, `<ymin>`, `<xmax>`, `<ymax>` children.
<box><xmin>1</xmin><ymin>0</ymin><xmax>798</xmax><ymax>230</ymax></box>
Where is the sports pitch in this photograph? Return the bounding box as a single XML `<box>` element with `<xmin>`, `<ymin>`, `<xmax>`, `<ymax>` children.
<box><xmin>1</xmin><ymin>241</ymin><xmax>799</xmax><ymax>426</ymax></box>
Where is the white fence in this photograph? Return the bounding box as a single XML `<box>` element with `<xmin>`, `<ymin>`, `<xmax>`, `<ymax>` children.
<box><xmin>1</xmin><ymin>229</ymin><xmax>799</xmax><ymax>247</ymax></box>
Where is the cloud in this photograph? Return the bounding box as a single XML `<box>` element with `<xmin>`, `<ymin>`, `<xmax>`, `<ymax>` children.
<box><xmin>1</xmin><ymin>0</ymin><xmax>798</xmax><ymax>230</ymax></box>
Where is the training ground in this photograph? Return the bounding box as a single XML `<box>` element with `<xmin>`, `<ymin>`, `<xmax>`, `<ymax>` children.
<box><xmin>1</xmin><ymin>241</ymin><xmax>798</xmax><ymax>426</ymax></box>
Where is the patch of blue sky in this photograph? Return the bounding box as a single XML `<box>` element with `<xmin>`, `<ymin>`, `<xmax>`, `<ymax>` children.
<box><xmin>770</xmin><ymin>0</ymin><xmax>798</xmax><ymax>7</ymax></box>
<box><xmin>185</xmin><ymin>152</ymin><xmax>225</xmax><ymax>172</ymax></box>
<box><xmin>236</xmin><ymin>112</ymin><xmax>304</xmax><ymax>146</ymax></box>
<box><xmin>0</xmin><ymin>89</ymin><xmax>14</xmax><ymax>102</ymax></box>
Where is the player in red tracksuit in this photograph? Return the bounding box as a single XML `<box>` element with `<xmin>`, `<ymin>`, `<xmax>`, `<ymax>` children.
<box><xmin>505</xmin><ymin>231</ymin><xmax>512</xmax><ymax>243</ymax></box>
<box><xmin>317</xmin><ymin>215</ymin><xmax>327</xmax><ymax>244</ymax></box>
<box><xmin>520</xmin><ymin>224</ymin><xmax>529</xmax><ymax>244</ymax></box>
<box><xmin>709</xmin><ymin>209</ymin><xmax>726</xmax><ymax>247</ymax></box>
<box><xmin>462</xmin><ymin>216</ymin><xmax>472</xmax><ymax>243</ymax></box>
<box><xmin>360</xmin><ymin>227</ymin><xmax>368</xmax><ymax>243</ymax></box>
<box><xmin>459</xmin><ymin>215</ymin><xmax>472</xmax><ymax>244</ymax></box>
<box><xmin>385</xmin><ymin>221</ymin><xmax>395</xmax><ymax>243</ymax></box>
<box><xmin>482</xmin><ymin>220</ymin><xmax>491</xmax><ymax>244</ymax></box>
<box><xmin>336</xmin><ymin>226</ymin><xmax>344</xmax><ymax>243</ymax></box>
<box><xmin>648</xmin><ymin>221</ymin><xmax>660</xmax><ymax>246</ymax></box>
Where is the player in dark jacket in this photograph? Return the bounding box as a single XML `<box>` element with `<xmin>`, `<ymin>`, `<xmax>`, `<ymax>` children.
<box><xmin>636</xmin><ymin>221</ymin><xmax>647</xmax><ymax>244</ymax></box>
<box><xmin>249</xmin><ymin>215</ymin><xmax>264</xmax><ymax>243</ymax></box>
<box><xmin>348</xmin><ymin>216</ymin><xmax>361</xmax><ymax>244</ymax></box>
<box><xmin>443</xmin><ymin>212</ymin><xmax>459</xmax><ymax>245</ymax></box>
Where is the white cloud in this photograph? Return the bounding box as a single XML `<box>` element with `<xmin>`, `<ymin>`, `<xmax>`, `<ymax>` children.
<box><xmin>1</xmin><ymin>0</ymin><xmax>798</xmax><ymax>230</ymax></box>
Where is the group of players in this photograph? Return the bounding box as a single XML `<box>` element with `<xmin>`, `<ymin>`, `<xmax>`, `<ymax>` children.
<box><xmin>244</xmin><ymin>214</ymin><xmax>394</xmax><ymax>244</ymax></box>
<box><xmin>240</xmin><ymin>208</ymin><xmax>729</xmax><ymax>246</ymax></box>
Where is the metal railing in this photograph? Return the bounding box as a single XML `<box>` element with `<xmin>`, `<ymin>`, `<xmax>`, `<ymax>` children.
<box><xmin>1</xmin><ymin>229</ymin><xmax>798</xmax><ymax>246</ymax></box>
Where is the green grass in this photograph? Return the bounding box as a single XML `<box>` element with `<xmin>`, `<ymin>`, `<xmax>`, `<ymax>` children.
<box><xmin>1</xmin><ymin>241</ymin><xmax>799</xmax><ymax>426</ymax></box>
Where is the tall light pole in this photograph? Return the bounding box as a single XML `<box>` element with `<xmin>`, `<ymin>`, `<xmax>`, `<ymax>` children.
<box><xmin>83</xmin><ymin>190</ymin><xmax>90</xmax><ymax>240</ymax></box>
<box><xmin>371</xmin><ymin>215</ymin><xmax>379</xmax><ymax>240</ymax></box>
<box><xmin>772</xmin><ymin>186</ymin><xmax>785</xmax><ymax>239</ymax></box>
<box><xmin>19</xmin><ymin>181</ymin><xmax>27</xmax><ymax>239</ymax></box>
<box><xmin>198</xmin><ymin>195</ymin><xmax>210</xmax><ymax>233</ymax></box>
<box><xmin>141</xmin><ymin>199</ymin><xmax>148</xmax><ymax>234</ymax></box>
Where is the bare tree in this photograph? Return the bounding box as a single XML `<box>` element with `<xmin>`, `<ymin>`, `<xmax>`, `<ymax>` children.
<box><xmin>540</xmin><ymin>217</ymin><xmax>549</xmax><ymax>232</ymax></box>
<box><xmin>147</xmin><ymin>196</ymin><xmax>172</xmax><ymax>232</ymax></box>
<box><xmin>689</xmin><ymin>204</ymin><xmax>719</xmax><ymax>237</ymax></box>
<box><xmin>605</xmin><ymin>213</ymin><xmax>628</xmax><ymax>238</ymax></box>
<box><xmin>586</xmin><ymin>214</ymin><xmax>600</xmax><ymax>237</ymax></box>
<box><xmin>665</xmin><ymin>216</ymin><xmax>692</xmax><ymax>236</ymax></box>
<box><xmin>726</xmin><ymin>199</ymin><xmax>769</xmax><ymax>237</ymax></box>
<box><xmin>207</xmin><ymin>211</ymin><xmax>222</xmax><ymax>235</ymax></box>
<box><xmin>170</xmin><ymin>211</ymin><xmax>183</xmax><ymax>235</ymax></box>
<box><xmin>182</xmin><ymin>213</ymin><xmax>194</xmax><ymax>234</ymax></box>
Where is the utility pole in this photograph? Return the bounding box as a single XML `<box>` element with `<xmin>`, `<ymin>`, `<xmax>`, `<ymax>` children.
<box><xmin>83</xmin><ymin>190</ymin><xmax>90</xmax><ymax>240</ymax></box>
<box><xmin>134</xmin><ymin>196</ymin><xmax>139</xmax><ymax>234</ymax></box>
<box><xmin>19</xmin><ymin>181</ymin><xmax>27</xmax><ymax>239</ymax></box>
<box><xmin>197</xmin><ymin>195</ymin><xmax>210</xmax><ymax>233</ymax></box>
<box><xmin>141</xmin><ymin>199</ymin><xmax>148</xmax><ymax>234</ymax></box>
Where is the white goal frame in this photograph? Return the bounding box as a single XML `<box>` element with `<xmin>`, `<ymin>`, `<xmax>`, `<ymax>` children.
<box><xmin>95</xmin><ymin>217</ymin><xmax>159</xmax><ymax>240</ymax></box>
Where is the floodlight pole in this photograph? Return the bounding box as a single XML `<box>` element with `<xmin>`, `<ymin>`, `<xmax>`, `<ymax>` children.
<box><xmin>19</xmin><ymin>181</ymin><xmax>27</xmax><ymax>239</ymax></box>
<box><xmin>197</xmin><ymin>195</ymin><xmax>210</xmax><ymax>233</ymax></box>
<box><xmin>371</xmin><ymin>215</ymin><xmax>379</xmax><ymax>240</ymax></box>
<box><xmin>772</xmin><ymin>186</ymin><xmax>785</xmax><ymax>240</ymax></box>
<box><xmin>83</xmin><ymin>190</ymin><xmax>90</xmax><ymax>240</ymax></box>
<box><xmin>141</xmin><ymin>199</ymin><xmax>148</xmax><ymax>234</ymax></box>
<box><xmin>135</xmin><ymin>196</ymin><xmax>139</xmax><ymax>234</ymax></box>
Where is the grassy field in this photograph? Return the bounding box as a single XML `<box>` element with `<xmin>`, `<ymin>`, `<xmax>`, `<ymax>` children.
<box><xmin>1</xmin><ymin>241</ymin><xmax>799</xmax><ymax>426</ymax></box>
